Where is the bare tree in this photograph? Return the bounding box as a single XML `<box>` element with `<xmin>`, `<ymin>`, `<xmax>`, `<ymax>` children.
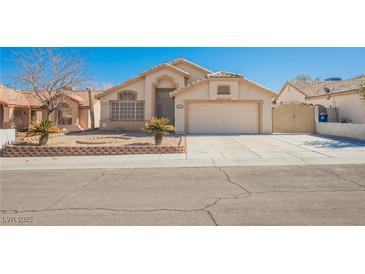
<box><xmin>12</xmin><ymin>48</ymin><xmax>88</xmax><ymax>119</ymax></box>
<box><xmin>295</xmin><ymin>74</ymin><xmax>312</xmax><ymax>81</ymax></box>
<box><xmin>294</xmin><ymin>74</ymin><xmax>321</xmax><ymax>81</ymax></box>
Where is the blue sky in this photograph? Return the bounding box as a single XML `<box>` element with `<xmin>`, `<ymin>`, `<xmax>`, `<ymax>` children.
<box><xmin>1</xmin><ymin>47</ymin><xmax>364</xmax><ymax>92</ymax></box>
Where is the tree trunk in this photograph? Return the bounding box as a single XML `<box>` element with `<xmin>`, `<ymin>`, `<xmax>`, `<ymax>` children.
<box><xmin>46</xmin><ymin>109</ymin><xmax>56</xmax><ymax>126</ymax></box>
<box><xmin>154</xmin><ymin>133</ymin><xmax>163</xmax><ymax>146</ymax></box>
<box><xmin>46</xmin><ymin>109</ymin><xmax>52</xmax><ymax>120</ymax></box>
<box><xmin>87</xmin><ymin>87</ymin><xmax>95</xmax><ymax>129</ymax></box>
<box><xmin>39</xmin><ymin>133</ymin><xmax>49</xmax><ymax>146</ymax></box>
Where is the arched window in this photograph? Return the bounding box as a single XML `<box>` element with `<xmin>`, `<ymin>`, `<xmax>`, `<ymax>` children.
<box><xmin>111</xmin><ymin>91</ymin><xmax>144</xmax><ymax>121</ymax></box>
<box><xmin>118</xmin><ymin>91</ymin><xmax>137</xmax><ymax>101</ymax></box>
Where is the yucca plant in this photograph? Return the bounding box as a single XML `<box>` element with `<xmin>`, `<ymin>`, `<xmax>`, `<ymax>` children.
<box><xmin>144</xmin><ymin>117</ymin><xmax>175</xmax><ymax>145</ymax></box>
<box><xmin>27</xmin><ymin>120</ymin><xmax>59</xmax><ymax>145</ymax></box>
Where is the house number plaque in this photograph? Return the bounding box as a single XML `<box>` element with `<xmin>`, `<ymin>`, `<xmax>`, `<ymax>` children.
<box><xmin>176</xmin><ymin>104</ymin><xmax>184</xmax><ymax>109</ymax></box>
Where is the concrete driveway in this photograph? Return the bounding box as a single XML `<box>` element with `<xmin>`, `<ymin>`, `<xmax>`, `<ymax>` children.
<box><xmin>186</xmin><ymin>134</ymin><xmax>365</xmax><ymax>160</ymax></box>
<box><xmin>1</xmin><ymin>134</ymin><xmax>365</xmax><ymax>171</ymax></box>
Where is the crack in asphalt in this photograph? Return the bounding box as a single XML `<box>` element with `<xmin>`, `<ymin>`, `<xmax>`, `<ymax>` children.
<box><xmin>297</xmin><ymin>161</ymin><xmax>365</xmax><ymax>189</ymax></box>
<box><xmin>2</xmin><ymin>164</ymin><xmax>364</xmax><ymax>226</ymax></box>
<box><xmin>323</xmin><ymin>169</ymin><xmax>365</xmax><ymax>189</ymax></box>
<box><xmin>46</xmin><ymin>170</ymin><xmax>107</xmax><ymax>210</ymax></box>
<box><xmin>196</xmin><ymin>160</ymin><xmax>254</xmax><ymax>225</ymax></box>
<box><xmin>1</xmin><ymin>166</ymin><xmax>250</xmax><ymax>226</ymax></box>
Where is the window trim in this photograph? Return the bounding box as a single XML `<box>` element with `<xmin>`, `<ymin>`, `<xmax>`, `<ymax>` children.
<box><xmin>217</xmin><ymin>85</ymin><xmax>231</xmax><ymax>95</ymax></box>
<box><xmin>110</xmin><ymin>100</ymin><xmax>145</xmax><ymax>121</ymax></box>
<box><xmin>110</xmin><ymin>91</ymin><xmax>145</xmax><ymax>121</ymax></box>
<box><xmin>117</xmin><ymin>90</ymin><xmax>137</xmax><ymax>101</ymax></box>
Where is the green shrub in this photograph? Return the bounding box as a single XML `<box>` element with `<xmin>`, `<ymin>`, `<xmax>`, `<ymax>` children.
<box><xmin>27</xmin><ymin>120</ymin><xmax>58</xmax><ymax>145</ymax></box>
<box><xmin>144</xmin><ymin>117</ymin><xmax>175</xmax><ymax>145</ymax></box>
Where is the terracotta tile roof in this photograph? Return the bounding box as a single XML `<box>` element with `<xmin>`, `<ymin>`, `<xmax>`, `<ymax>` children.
<box><xmin>0</xmin><ymin>86</ymin><xmax>101</xmax><ymax>108</ymax></box>
<box><xmin>287</xmin><ymin>75</ymin><xmax>365</xmax><ymax>98</ymax></box>
<box><xmin>207</xmin><ymin>71</ymin><xmax>244</xmax><ymax>79</ymax></box>
<box><xmin>0</xmin><ymin>87</ymin><xmax>43</xmax><ymax>107</ymax></box>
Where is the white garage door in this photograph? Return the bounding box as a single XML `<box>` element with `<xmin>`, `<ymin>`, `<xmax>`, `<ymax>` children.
<box><xmin>187</xmin><ymin>102</ymin><xmax>259</xmax><ymax>133</ymax></box>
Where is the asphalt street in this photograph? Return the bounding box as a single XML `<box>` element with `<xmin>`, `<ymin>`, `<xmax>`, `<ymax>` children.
<box><xmin>1</xmin><ymin>164</ymin><xmax>365</xmax><ymax>225</ymax></box>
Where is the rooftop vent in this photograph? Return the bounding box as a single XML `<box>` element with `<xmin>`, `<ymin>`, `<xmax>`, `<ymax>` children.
<box><xmin>325</xmin><ymin>77</ymin><xmax>342</xmax><ymax>81</ymax></box>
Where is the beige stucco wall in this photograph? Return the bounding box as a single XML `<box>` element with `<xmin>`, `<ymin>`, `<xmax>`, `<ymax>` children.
<box><xmin>99</xmin><ymin>68</ymin><xmax>186</xmax><ymax>130</ymax></box>
<box><xmin>79</xmin><ymin>108</ymin><xmax>89</xmax><ymax>129</ymax></box>
<box><xmin>173</xmin><ymin>63</ymin><xmax>207</xmax><ymax>83</ymax></box>
<box><xmin>174</xmin><ymin>81</ymin><xmax>209</xmax><ymax>133</ymax></box>
<box><xmin>314</xmin><ymin>106</ymin><xmax>365</xmax><ymax>140</ymax></box>
<box><xmin>308</xmin><ymin>93</ymin><xmax>365</xmax><ymax>123</ymax></box>
<box><xmin>100</xmin><ymin>79</ymin><xmax>146</xmax><ymax>102</ymax></box>
<box><xmin>276</xmin><ymin>85</ymin><xmax>306</xmax><ymax>104</ymax></box>
<box><xmin>47</xmin><ymin>97</ymin><xmax>80</xmax><ymax>128</ymax></box>
<box><xmin>238</xmin><ymin>81</ymin><xmax>273</xmax><ymax>133</ymax></box>
<box><xmin>92</xmin><ymin>100</ymin><xmax>101</xmax><ymax>128</ymax></box>
<box><xmin>174</xmin><ymin>79</ymin><xmax>273</xmax><ymax>133</ymax></box>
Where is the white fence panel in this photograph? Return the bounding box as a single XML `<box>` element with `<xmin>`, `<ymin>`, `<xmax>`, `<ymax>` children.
<box><xmin>1</xmin><ymin>129</ymin><xmax>16</xmax><ymax>148</ymax></box>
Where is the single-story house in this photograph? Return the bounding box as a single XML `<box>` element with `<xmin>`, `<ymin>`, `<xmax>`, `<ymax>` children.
<box><xmin>96</xmin><ymin>58</ymin><xmax>277</xmax><ymax>134</ymax></box>
<box><xmin>0</xmin><ymin>85</ymin><xmax>101</xmax><ymax>131</ymax></box>
<box><xmin>275</xmin><ymin>76</ymin><xmax>365</xmax><ymax>123</ymax></box>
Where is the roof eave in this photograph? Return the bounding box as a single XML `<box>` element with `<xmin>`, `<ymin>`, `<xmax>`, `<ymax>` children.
<box><xmin>96</xmin><ymin>63</ymin><xmax>191</xmax><ymax>99</ymax></box>
<box><xmin>170</xmin><ymin>58</ymin><xmax>213</xmax><ymax>74</ymax></box>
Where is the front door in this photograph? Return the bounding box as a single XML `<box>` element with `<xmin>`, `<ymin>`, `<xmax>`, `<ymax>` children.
<box><xmin>155</xmin><ymin>88</ymin><xmax>175</xmax><ymax>124</ymax></box>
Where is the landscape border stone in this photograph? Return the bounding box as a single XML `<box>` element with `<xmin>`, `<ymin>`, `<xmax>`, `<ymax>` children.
<box><xmin>1</xmin><ymin>136</ymin><xmax>186</xmax><ymax>157</ymax></box>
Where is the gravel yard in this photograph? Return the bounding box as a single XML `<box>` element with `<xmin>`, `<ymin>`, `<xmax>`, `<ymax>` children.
<box><xmin>16</xmin><ymin>130</ymin><xmax>182</xmax><ymax>147</ymax></box>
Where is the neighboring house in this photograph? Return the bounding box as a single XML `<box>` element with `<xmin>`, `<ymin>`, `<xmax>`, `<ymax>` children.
<box><xmin>96</xmin><ymin>58</ymin><xmax>277</xmax><ymax>134</ymax></box>
<box><xmin>275</xmin><ymin>76</ymin><xmax>365</xmax><ymax>123</ymax></box>
<box><xmin>0</xmin><ymin>85</ymin><xmax>101</xmax><ymax>131</ymax></box>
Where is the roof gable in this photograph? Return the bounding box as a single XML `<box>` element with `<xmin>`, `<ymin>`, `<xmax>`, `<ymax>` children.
<box><xmin>170</xmin><ymin>58</ymin><xmax>212</xmax><ymax>74</ymax></box>
<box><xmin>171</xmin><ymin>77</ymin><xmax>277</xmax><ymax>98</ymax></box>
<box><xmin>96</xmin><ymin>63</ymin><xmax>190</xmax><ymax>99</ymax></box>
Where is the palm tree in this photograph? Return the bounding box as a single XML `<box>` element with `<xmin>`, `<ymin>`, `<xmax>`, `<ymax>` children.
<box><xmin>144</xmin><ymin>117</ymin><xmax>175</xmax><ymax>145</ymax></box>
<box><xmin>27</xmin><ymin>120</ymin><xmax>59</xmax><ymax>145</ymax></box>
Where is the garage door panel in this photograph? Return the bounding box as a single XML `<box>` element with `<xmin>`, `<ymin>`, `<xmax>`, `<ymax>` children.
<box><xmin>187</xmin><ymin>102</ymin><xmax>259</xmax><ymax>133</ymax></box>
